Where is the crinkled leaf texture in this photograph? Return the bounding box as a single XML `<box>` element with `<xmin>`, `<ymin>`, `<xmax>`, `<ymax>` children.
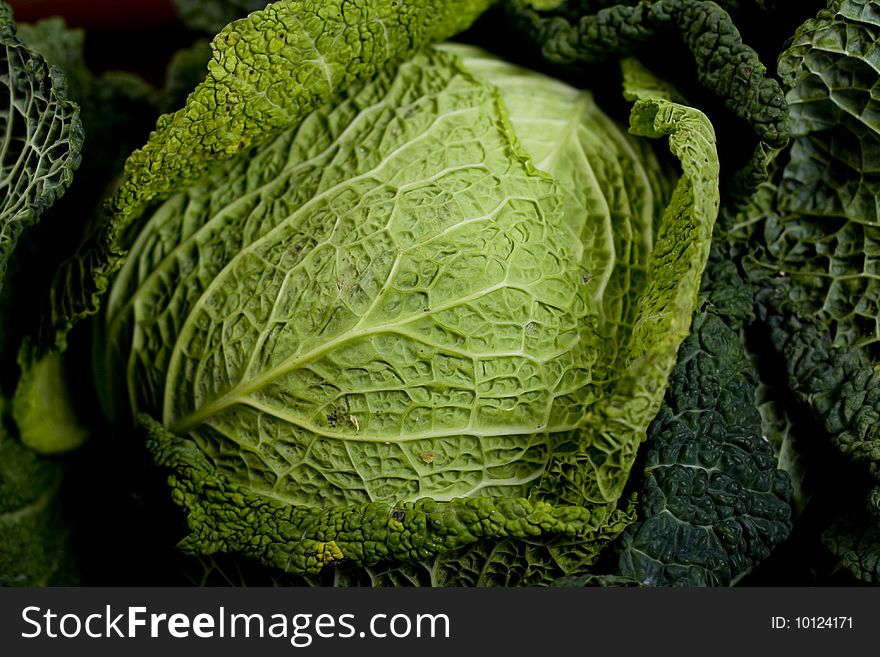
<box><xmin>735</xmin><ymin>0</ymin><xmax>880</xmax><ymax>583</ymax></box>
<box><xmin>101</xmin><ymin>46</ymin><xmax>719</xmax><ymax>579</ymax></box>
<box><xmin>823</xmin><ymin>509</ymin><xmax>880</xmax><ymax>584</ymax></box>
<box><xmin>751</xmin><ymin>0</ymin><xmax>880</xmax><ymax>347</ymax></box>
<box><xmin>0</xmin><ymin>2</ymin><xmax>82</xmax><ymax>295</ymax></box>
<box><xmin>42</xmin><ymin>0</ymin><xmax>493</xmax><ymax>365</ymax></box>
<box><xmin>0</xmin><ymin>5</ymin><xmax>82</xmax><ymax>586</ymax></box>
<box><xmin>561</xmin><ymin>260</ymin><xmax>792</xmax><ymax>587</ymax></box>
<box><xmin>502</xmin><ymin>0</ymin><xmax>791</xmax><ymax>197</ymax></box>
<box><xmin>114</xmin><ymin>0</ymin><xmax>494</xmax><ymax>222</ymax></box>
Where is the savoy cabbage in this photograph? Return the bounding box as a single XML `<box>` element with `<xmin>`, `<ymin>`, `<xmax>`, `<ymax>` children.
<box><xmin>0</xmin><ymin>0</ymin><xmax>876</xmax><ymax>587</ymax></box>
<box><xmin>96</xmin><ymin>42</ymin><xmax>717</xmax><ymax>577</ymax></box>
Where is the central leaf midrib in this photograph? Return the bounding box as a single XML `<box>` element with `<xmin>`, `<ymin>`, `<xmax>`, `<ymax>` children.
<box><xmin>167</xmin><ymin>278</ymin><xmax>527</xmax><ymax>433</ymax></box>
<box><xmin>232</xmin><ymin>392</ymin><xmax>577</xmax><ymax>444</ymax></box>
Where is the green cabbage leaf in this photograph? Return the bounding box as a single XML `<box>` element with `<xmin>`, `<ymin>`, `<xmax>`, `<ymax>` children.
<box><xmin>0</xmin><ymin>2</ymin><xmax>84</xmax><ymax>585</ymax></box>
<box><xmin>38</xmin><ymin>0</ymin><xmax>494</xmax><ymax>373</ymax></box>
<box><xmin>0</xmin><ymin>2</ymin><xmax>82</xmax><ymax>297</ymax></box>
<box><xmin>732</xmin><ymin>0</ymin><xmax>880</xmax><ymax>583</ymax></box>
<box><xmin>501</xmin><ymin>0</ymin><xmax>791</xmax><ymax>156</ymax></box>
<box><xmin>97</xmin><ymin>44</ymin><xmax>720</xmax><ymax>577</ymax></box>
<box><xmin>561</xmin><ymin>257</ymin><xmax>793</xmax><ymax>587</ymax></box>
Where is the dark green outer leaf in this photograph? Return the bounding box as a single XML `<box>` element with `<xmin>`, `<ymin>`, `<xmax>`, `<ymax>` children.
<box><xmin>0</xmin><ymin>2</ymin><xmax>82</xmax><ymax>296</ymax></box>
<box><xmin>743</xmin><ymin>0</ymin><xmax>880</xmax><ymax>353</ymax></box>
<box><xmin>562</xmin><ymin>259</ymin><xmax>792</xmax><ymax>587</ymax></box>
<box><xmin>739</xmin><ymin>0</ymin><xmax>880</xmax><ymax>481</ymax></box>
<box><xmin>502</xmin><ymin>0</ymin><xmax>790</xmax><ymax>151</ymax></box>
<box><xmin>762</xmin><ymin>306</ymin><xmax>880</xmax><ymax>470</ymax></box>
<box><xmin>733</xmin><ymin>0</ymin><xmax>880</xmax><ymax>584</ymax></box>
<box><xmin>615</xmin><ymin>316</ymin><xmax>792</xmax><ymax>586</ymax></box>
<box><xmin>776</xmin><ymin>0</ymin><xmax>880</xmax><ymax>224</ymax></box>
<box><xmin>823</xmin><ymin>509</ymin><xmax>880</xmax><ymax>584</ymax></box>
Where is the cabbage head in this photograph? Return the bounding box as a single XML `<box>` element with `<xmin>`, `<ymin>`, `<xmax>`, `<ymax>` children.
<box><xmin>93</xmin><ymin>44</ymin><xmax>719</xmax><ymax>579</ymax></box>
